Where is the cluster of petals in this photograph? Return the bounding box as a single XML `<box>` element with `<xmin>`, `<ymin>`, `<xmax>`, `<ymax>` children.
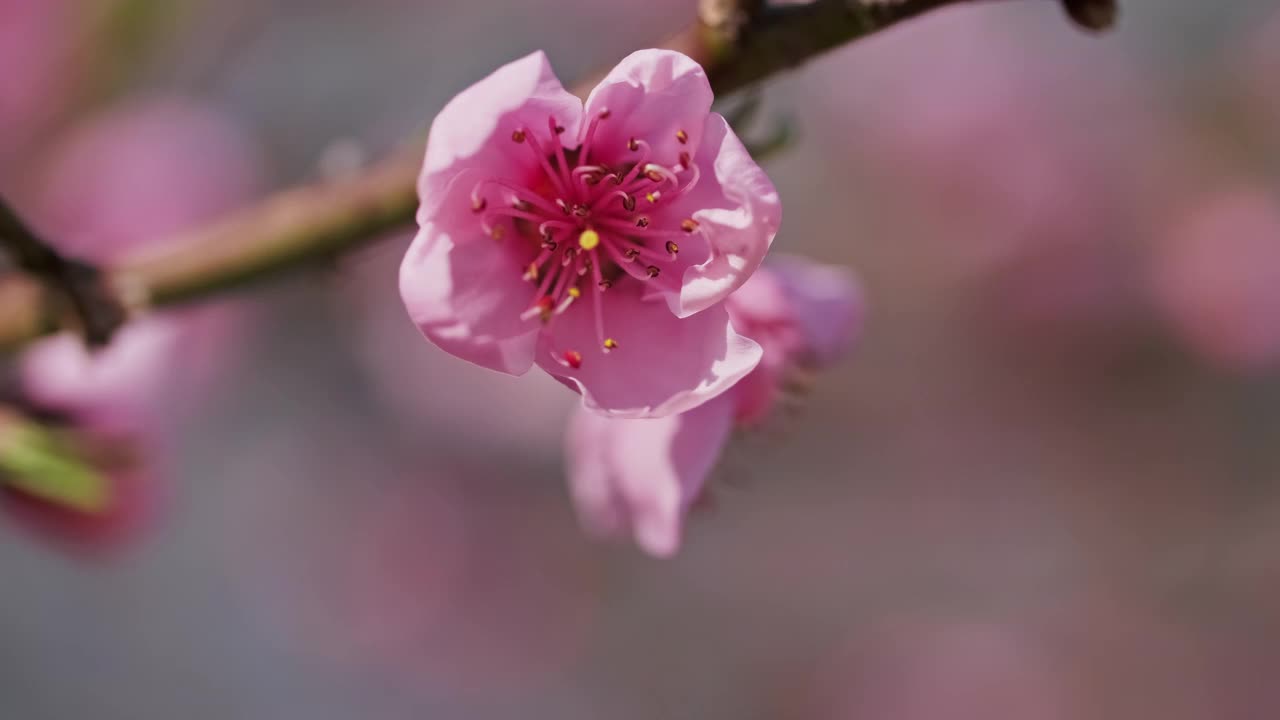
<box><xmin>2</xmin><ymin>98</ymin><xmax>260</xmax><ymax>550</ymax></box>
<box><xmin>565</xmin><ymin>256</ymin><xmax>864</xmax><ymax>556</ymax></box>
<box><xmin>399</xmin><ymin>49</ymin><xmax>780</xmax><ymax>418</ymax></box>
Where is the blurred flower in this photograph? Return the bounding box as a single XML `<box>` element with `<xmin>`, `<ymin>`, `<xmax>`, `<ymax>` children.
<box><xmin>0</xmin><ymin>0</ymin><xmax>76</xmax><ymax>170</ymax></box>
<box><xmin>400</xmin><ymin>49</ymin><xmax>777</xmax><ymax>418</ymax></box>
<box><xmin>800</xmin><ymin>620</ymin><xmax>1075</xmax><ymax>720</ymax></box>
<box><xmin>1149</xmin><ymin>186</ymin><xmax>1280</xmax><ymax>373</ymax></box>
<box><xmin>565</xmin><ymin>256</ymin><xmax>862</xmax><ymax>556</ymax></box>
<box><xmin>223</xmin><ymin>427</ymin><xmax>603</xmax><ymax>698</ymax></box>
<box><xmin>3</xmin><ymin>96</ymin><xmax>263</xmax><ymax>550</ymax></box>
<box><xmin>804</xmin><ymin>8</ymin><xmax>1156</xmax><ymax>354</ymax></box>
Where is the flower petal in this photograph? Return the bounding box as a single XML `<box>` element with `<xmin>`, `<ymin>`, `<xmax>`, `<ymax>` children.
<box><xmin>656</xmin><ymin>113</ymin><xmax>781</xmax><ymax>317</ymax></box>
<box><xmin>400</xmin><ymin>218</ymin><xmax>540</xmax><ymax>375</ymax></box>
<box><xmin>582</xmin><ymin>49</ymin><xmax>714</xmax><ymax>169</ymax></box>
<box><xmin>537</xmin><ymin>282</ymin><xmax>761</xmax><ymax>418</ymax></box>
<box><xmin>565</xmin><ymin>393</ymin><xmax>735</xmax><ymax>557</ymax></box>
<box><xmin>418</xmin><ymin>50</ymin><xmax>583</xmax><ymax>223</ymax></box>
<box><xmin>733</xmin><ymin>255</ymin><xmax>866</xmax><ymax>366</ymax></box>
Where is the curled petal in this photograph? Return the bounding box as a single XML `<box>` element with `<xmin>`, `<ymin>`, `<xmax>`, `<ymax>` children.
<box><xmin>582</xmin><ymin>49</ymin><xmax>714</xmax><ymax>169</ymax></box>
<box><xmin>654</xmin><ymin>114</ymin><xmax>781</xmax><ymax>317</ymax></box>
<box><xmin>400</xmin><ymin>215</ymin><xmax>541</xmax><ymax>376</ymax></box>
<box><xmin>565</xmin><ymin>393</ymin><xmax>735</xmax><ymax>557</ymax></box>
<box><xmin>418</xmin><ymin>51</ymin><xmax>584</xmax><ymax>223</ymax></box>
<box><xmin>538</xmin><ymin>281</ymin><xmax>761</xmax><ymax>418</ymax></box>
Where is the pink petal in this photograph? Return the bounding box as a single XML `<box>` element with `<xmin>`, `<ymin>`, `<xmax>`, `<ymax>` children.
<box><xmin>399</xmin><ymin>220</ymin><xmax>540</xmax><ymax>375</ymax></box>
<box><xmin>537</xmin><ymin>281</ymin><xmax>761</xmax><ymax>418</ymax></box>
<box><xmin>735</xmin><ymin>255</ymin><xmax>866</xmax><ymax>366</ymax></box>
<box><xmin>656</xmin><ymin>113</ymin><xmax>781</xmax><ymax>317</ymax></box>
<box><xmin>582</xmin><ymin>49</ymin><xmax>714</xmax><ymax>170</ymax></box>
<box><xmin>564</xmin><ymin>393</ymin><xmax>735</xmax><ymax>557</ymax></box>
<box><xmin>418</xmin><ymin>51</ymin><xmax>583</xmax><ymax>223</ymax></box>
<box><xmin>18</xmin><ymin>317</ymin><xmax>181</xmax><ymax>433</ymax></box>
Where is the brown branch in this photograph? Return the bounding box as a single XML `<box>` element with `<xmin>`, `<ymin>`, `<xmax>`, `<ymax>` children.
<box><xmin>0</xmin><ymin>0</ymin><xmax>1113</xmax><ymax>353</ymax></box>
<box><xmin>0</xmin><ymin>197</ymin><xmax>127</xmax><ymax>347</ymax></box>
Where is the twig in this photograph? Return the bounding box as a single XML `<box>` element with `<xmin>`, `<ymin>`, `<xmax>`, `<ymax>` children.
<box><xmin>0</xmin><ymin>0</ymin><xmax>1113</xmax><ymax>352</ymax></box>
<box><xmin>0</xmin><ymin>197</ymin><xmax>127</xmax><ymax>347</ymax></box>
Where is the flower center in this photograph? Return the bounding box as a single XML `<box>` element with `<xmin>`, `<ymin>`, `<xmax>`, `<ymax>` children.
<box><xmin>470</xmin><ymin>110</ymin><xmax>703</xmax><ymax>366</ymax></box>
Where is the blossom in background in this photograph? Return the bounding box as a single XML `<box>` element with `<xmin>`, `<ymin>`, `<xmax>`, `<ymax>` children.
<box><xmin>0</xmin><ymin>0</ymin><xmax>76</xmax><ymax>172</ymax></box>
<box><xmin>400</xmin><ymin>49</ymin><xmax>779</xmax><ymax>418</ymax></box>
<box><xmin>565</xmin><ymin>256</ymin><xmax>863</xmax><ymax>556</ymax></box>
<box><xmin>1</xmin><ymin>97</ymin><xmax>262</xmax><ymax>550</ymax></box>
<box><xmin>1149</xmin><ymin>187</ymin><xmax>1280</xmax><ymax>373</ymax></box>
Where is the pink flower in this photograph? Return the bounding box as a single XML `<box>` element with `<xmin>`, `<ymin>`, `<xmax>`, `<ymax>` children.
<box><xmin>564</xmin><ymin>256</ymin><xmax>863</xmax><ymax>556</ymax></box>
<box><xmin>1149</xmin><ymin>186</ymin><xmax>1280</xmax><ymax>373</ymax></box>
<box><xmin>3</xmin><ymin>97</ymin><xmax>261</xmax><ymax>550</ymax></box>
<box><xmin>399</xmin><ymin>50</ymin><xmax>778</xmax><ymax>418</ymax></box>
<box><xmin>18</xmin><ymin>97</ymin><xmax>262</xmax><ymax>432</ymax></box>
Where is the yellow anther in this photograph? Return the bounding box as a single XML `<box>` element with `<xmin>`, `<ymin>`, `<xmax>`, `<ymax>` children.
<box><xmin>578</xmin><ymin>229</ymin><xmax>600</xmax><ymax>250</ymax></box>
<box><xmin>603</xmin><ymin>338</ymin><xmax>619</xmax><ymax>352</ymax></box>
<box><xmin>568</xmin><ymin>287</ymin><xmax>582</xmax><ymax>299</ymax></box>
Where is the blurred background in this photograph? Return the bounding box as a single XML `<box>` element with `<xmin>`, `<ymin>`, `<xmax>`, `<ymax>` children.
<box><xmin>3</xmin><ymin>0</ymin><xmax>1280</xmax><ymax>717</ymax></box>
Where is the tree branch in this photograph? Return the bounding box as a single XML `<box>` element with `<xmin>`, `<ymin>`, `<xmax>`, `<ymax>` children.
<box><xmin>0</xmin><ymin>0</ymin><xmax>1113</xmax><ymax>353</ymax></box>
<box><xmin>0</xmin><ymin>197</ymin><xmax>127</xmax><ymax>347</ymax></box>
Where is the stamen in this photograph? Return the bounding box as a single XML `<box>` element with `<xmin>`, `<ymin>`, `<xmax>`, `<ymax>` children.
<box><xmin>561</xmin><ymin>350</ymin><xmax>583</xmax><ymax>369</ymax></box>
<box><xmin>511</xmin><ymin>129</ymin><xmax>526</xmax><ymax>143</ymax></box>
<box><xmin>580</xmin><ymin>108</ymin><xmax>609</xmax><ymax>167</ymax></box>
<box><xmin>627</xmin><ymin>137</ymin><xmax>640</xmax><ymax>152</ymax></box>
<box><xmin>676</xmin><ymin>129</ymin><xmax>689</xmax><ymax>144</ymax></box>
<box><xmin>520</xmin><ymin>126</ymin><xmax>571</xmax><ymax>198</ymax></box>
<box><xmin>490</xmin><ymin>225</ymin><xmax>506</xmax><ymax>240</ymax></box>
<box><xmin>681</xmin><ymin>218</ymin><xmax>700</xmax><ymax>233</ymax></box>
<box><xmin>665</xmin><ymin>240</ymin><xmax>679</xmax><ymax>256</ymax></box>
<box><xmin>471</xmin><ymin>196</ymin><xmax>487</xmax><ymax>213</ymax></box>
<box><xmin>521</xmin><ymin>295</ymin><xmax>556</xmax><ymax>323</ymax></box>
<box><xmin>603</xmin><ymin>338</ymin><xmax>619</xmax><ymax>352</ymax></box>
<box><xmin>523</xmin><ymin>262</ymin><xmax>540</xmax><ymax>282</ymax></box>
<box><xmin>622</xmin><ymin>194</ymin><xmax>636</xmax><ymax>212</ymax></box>
<box><xmin>646</xmin><ymin>265</ymin><xmax>661</xmax><ymax>278</ymax></box>
<box><xmin>679</xmin><ymin>151</ymin><xmax>691</xmax><ymax>169</ymax></box>
<box><xmin>635</xmin><ymin>217</ymin><xmax>650</xmax><ymax>228</ymax></box>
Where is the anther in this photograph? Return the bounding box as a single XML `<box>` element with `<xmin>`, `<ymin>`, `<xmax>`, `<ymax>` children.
<box><xmin>471</xmin><ymin>197</ymin><xmax>487</xmax><ymax>213</ymax></box>
<box><xmin>572</xmin><ymin>204</ymin><xmax>589</xmax><ymax>218</ymax></box>
<box><xmin>679</xmin><ymin>151</ymin><xmax>691</xmax><ymax>169</ymax></box>
<box><xmin>568</xmin><ymin>287</ymin><xmax>582</xmax><ymax>299</ymax></box>
<box><xmin>555</xmin><ymin>198</ymin><xmax>571</xmax><ymax>215</ymax></box>
<box><xmin>623</xmin><ymin>248</ymin><xmax>640</xmax><ymax>262</ymax></box>
<box><xmin>523</xmin><ymin>262</ymin><xmax>540</xmax><ymax>281</ymax></box>
<box><xmin>491</xmin><ymin>225</ymin><xmax>506</xmax><ymax>240</ymax></box>
<box><xmin>665</xmin><ymin>240</ymin><xmax>680</xmax><ymax>256</ymax></box>
<box><xmin>578</xmin><ymin>229</ymin><xmax>600</xmax><ymax>251</ymax></box>
<box><xmin>645</xmin><ymin>168</ymin><xmax>664</xmax><ymax>183</ymax></box>
<box><xmin>512</xmin><ymin>199</ymin><xmax>532</xmax><ymax>212</ymax></box>
<box><xmin>554</xmin><ymin>124</ymin><xmax>565</xmax><ymax>134</ymax></box>
<box><xmin>645</xmin><ymin>191</ymin><xmax>660</xmax><ymax>204</ymax></box>
<box><xmin>598</xmin><ymin>109</ymin><xmax>612</xmax><ymax>120</ymax></box>
<box><xmin>680</xmin><ymin>218</ymin><xmax>700</xmax><ymax>233</ymax></box>
<box><xmin>541</xmin><ymin>239</ymin><xmax>558</xmax><ymax>251</ymax></box>
<box><xmin>645</xmin><ymin>265</ymin><xmax>661</xmax><ymax>278</ymax></box>
<box><xmin>598</xmin><ymin>278</ymin><xmax>613</xmax><ymax>290</ymax></box>
<box><xmin>676</xmin><ymin>129</ymin><xmax>689</xmax><ymax>144</ymax></box>
<box><xmin>627</xmin><ymin>137</ymin><xmax>640</xmax><ymax>152</ymax></box>
<box><xmin>622</xmin><ymin>194</ymin><xmax>636</xmax><ymax>212</ymax></box>
<box><xmin>603</xmin><ymin>338</ymin><xmax>619</xmax><ymax>352</ymax></box>
<box><xmin>635</xmin><ymin>217</ymin><xmax>650</xmax><ymax>228</ymax></box>
<box><xmin>562</xmin><ymin>350</ymin><xmax>583</xmax><ymax>369</ymax></box>
<box><xmin>511</xmin><ymin>129</ymin><xmax>526</xmax><ymax>143</ymax></box>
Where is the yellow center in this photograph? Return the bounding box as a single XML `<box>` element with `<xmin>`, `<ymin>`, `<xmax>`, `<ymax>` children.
<box><xmin>578</xmin><ymin>229</ymin><xmax>600</xmax><ymax>251</ymax></box>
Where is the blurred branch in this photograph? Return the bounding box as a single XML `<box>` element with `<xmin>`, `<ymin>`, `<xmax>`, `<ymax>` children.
<box><xmin>0</xmin><ymin>0</ymin><xmax>1114</xmax><ymax>352</ymax></box>
<box><xmin>0</xmin><ymin>197</ymin><xmax>127</xmax><ymax>347</ymax></box>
